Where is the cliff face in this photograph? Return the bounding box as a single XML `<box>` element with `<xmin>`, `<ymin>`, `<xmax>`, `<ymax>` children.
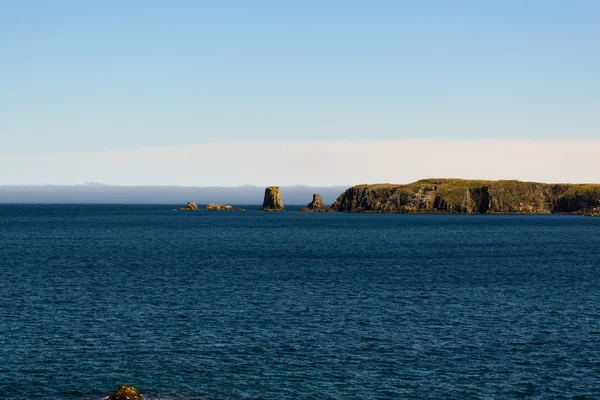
<box><xmin>554</xmin><ymin>185</ymin><xmax>600</xmax><ymax>213</ymax></box>
<box><xmin>299</xmin><ymin>193</ymin><xmax>334</xmax><ymax>212</ymax></box>
<box><xmin>332</xmin><ymin>179</ymin><xmax>600</xmax><ymax>214</ymax></box>
<box><xmin>261</xmin><ymin>186</ymin><xmax>285</xmax><ymax>211</ymax></box>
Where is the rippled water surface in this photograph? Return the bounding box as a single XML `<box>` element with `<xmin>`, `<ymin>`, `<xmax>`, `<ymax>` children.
<box><xmin>1</xmin><ymin>205</ymin><xmax>600</xmax><ymax>399</ymax></box>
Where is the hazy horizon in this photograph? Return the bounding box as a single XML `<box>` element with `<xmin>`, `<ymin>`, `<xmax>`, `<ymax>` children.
<box><xmin>0</xmin><ymin>184</ymin><xmax>348</xmax><ymax>205</ymax></box>
<box><xmin>3</xmin><ymin>171</ymin><xmax>600</xmax><ymax>204</ymax></box>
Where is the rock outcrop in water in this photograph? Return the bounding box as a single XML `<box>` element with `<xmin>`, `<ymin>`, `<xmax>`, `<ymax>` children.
<box><xmin>108</xmin><ymin>385</ymin><xmax>142</xmax><ymax>400</ymax></box>
<box><xmin>205</xmin><ymin>203</ymin><xmax>244</xmax><ymax>211</ymax></box>
<box><xmin>261</xmin><ymin>186</ymin><xmax>284</xmax><ymax>211</ymax></box>
<box><xmin>332</xmin><ymin>179</ymin><xmax>600</xmax><ymax>214</ymax></box>
<box><xmin>299</xmin><ymin>193</ymin><xmax>334</xmax><ymax>212</ymax></box>
<box><xmin>584</xmin><ymin>207</ymin><xmax>600</xmax><ymax>217</ymax></box>
<box><xmin>179</xmin><ymin>200</ymin><xmax>199</xmax><ymax>211</ymax></box>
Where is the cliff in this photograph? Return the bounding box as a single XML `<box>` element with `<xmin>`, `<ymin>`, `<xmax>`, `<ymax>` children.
<box><xmin>261</xmin><ymin>186</ymin><xmax>285</xmax><ymax>211</ymax></box>
<box><xmin>299</xmin><ymin>193</ymin><xmax>334</xmax><ymax>212</ymax></box>
<box><xmin>332</xmin><ymin>179</ymin><xmax>600</xmax><ymax>214</ymax></box>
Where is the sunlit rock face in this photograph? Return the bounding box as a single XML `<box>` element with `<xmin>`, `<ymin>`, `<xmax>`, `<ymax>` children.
<box><xmin>261</xmin><ymin>186</ymin><xmax>284</xmax><ymax>211</ymax></box>
<box><xmin>205</xmin><ymin>203</ymin><xmax>243</xmax><ymax>211</ymax></box>
<box><xmin>584</xmin><ymin>207</ymin><xmax>600</xmax><ymax>217</ymax></box>
<box><xmin>179</xmin><ymin>200</ymin><xmax>199</xmax><ymax>211</ymax></box>
<box><xmin>332</xmin><ymin>179</ymin><xmax>600</xmax><ymax>214</ymax></box>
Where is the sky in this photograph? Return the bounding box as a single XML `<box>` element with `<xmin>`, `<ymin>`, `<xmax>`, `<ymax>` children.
<box><xmin>1</xmin><ymin>1</ymin><xmax>599</xmax><ymax>185</ymax></box>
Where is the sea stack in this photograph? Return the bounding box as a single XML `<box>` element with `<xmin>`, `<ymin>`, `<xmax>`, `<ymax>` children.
<box><xmin>299</xmin><ymin>193</ymin><xmax>334</xmax><ymax>212</ymax></box>
<box><xmin>179</xmin><ymin>200</ymin><xmax>199</xmax><ymax>211</ymax></box>
<box><xmin>261</xmin><ymin>186</ymin><xmax>284</xmax><ymax>211</ymax></box>
<box><xmin>108</xmin><ymin>385</ymin><xmax>142</xmax><ymax>400</ymax></box>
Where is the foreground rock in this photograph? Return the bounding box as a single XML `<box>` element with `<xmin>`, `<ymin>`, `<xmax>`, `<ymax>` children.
<box><xmin>205</xmin><ymin>203</ymin><xmax>243</xmax><ymax>211</ymax></box>
<box><xmin>108</xmin><ymin>385</ymin><xmax>142</xmax><ymax>400</ymax></box>
<box><xmin>299</xmin><ymin>193</ymin><xmax>334</xmax><ymax>212</ymax></box>
<box><xmin>261</xmin><ymin>186</ymin><xmax>284</xmax><ymax>211</ymax></box>
<box><xmin>584</xmin><ymin>207</ymin><xmax>600</xmax><ymax>217</ymax></box>
<box><xmin>179</xmin><ymin>200</ymin><xmax>199</xmax><ymax>211</ymax></box>
<box><xmin>332</xmin><ymin>179</ymin><xmax>600</xmax><ymax>214</ymax></box>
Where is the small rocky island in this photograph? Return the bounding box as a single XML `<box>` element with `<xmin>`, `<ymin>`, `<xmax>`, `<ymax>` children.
<box><xmin>179</xmin><ymin>201</ymin><xmax>243</xmax><ymax>211</ymax></box>
<box><xmin>299</xmin><ymin>193</ymin><xmax>334</xmax><ymax>212</ymax></box>
<box><xmin>261</xmin><ymin>186</ymin><xmax>285</xmax><ymax>211</ymax></box>
<box><xmin>108</xmin><ymin>385</ymin><xmax>142</xmax><ymax>400</ymax></box>
<box><xmin>179</xmin><ymin>200</ymin><xmax>199</xmax><ymax>211</ymax></box>
<box><xmin>205</xmin><ymin>203</ymin><xmax>243</xmax><ymax>211</ymax></box>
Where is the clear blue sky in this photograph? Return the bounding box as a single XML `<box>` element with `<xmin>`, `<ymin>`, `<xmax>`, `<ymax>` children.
<box><xmin>1</xmin><ymin>1</ymin><xmax>599</xmax><ymax>156</ymax></box>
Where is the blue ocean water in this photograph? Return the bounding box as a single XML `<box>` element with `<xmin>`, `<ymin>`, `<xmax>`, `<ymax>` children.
<box><xmin>1</xmin><ymin>205</ymin><xmax>600</xmax><ymax>399</ymax></box>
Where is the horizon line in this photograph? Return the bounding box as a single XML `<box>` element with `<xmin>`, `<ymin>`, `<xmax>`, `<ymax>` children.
<box><xmin>2</xmin><ymin>139</ymin><xmax>600</xmax><ymax>186</ymax></box>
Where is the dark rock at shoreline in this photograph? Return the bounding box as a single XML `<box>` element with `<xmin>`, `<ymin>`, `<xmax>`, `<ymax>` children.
<box><xmin>261</xmin><ymin>186</ymin><xmax>284</xmax><ymax>211</ymax></box>
<box><xmin>108</xmin><ymin>385</ymin><xmax>142</xmax><ymax>400</ymax></box>
<box><xmin>332</xmin><ymin>179</ymin><xmax>600</xmax><ymax>214</ymax></box>
<box><xmin>299</xmin><ymin>193</ymin><xmax>334</xmax><ymax>212</ymax></box>
<box><xmin>584</xmin><ymin>207</ymin><xmax>600</xmax><ymax>217</ymax></box>
<box><xmin>205</xmin><ymin>203</ymin><xmax>243</xmax><ymax>211</ymax></box>
<box><xmin>179</xmin><ymin>200</ymin><xmax>199</xmax><ymax>211</ymax></box>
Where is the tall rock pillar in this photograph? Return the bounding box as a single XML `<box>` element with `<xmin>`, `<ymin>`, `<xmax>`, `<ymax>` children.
<box><xmin>261</xmin><ymin>186</ymin><xmax>285</xmax><ymax>211</ymax></box>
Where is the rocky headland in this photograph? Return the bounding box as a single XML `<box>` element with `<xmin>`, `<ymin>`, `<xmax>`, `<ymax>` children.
<box><xmin>179</xmin><ymin>200</ymin><xmax>199</xmax><ymax>211</ymax></box>
<box><xmin>299</xmin><ymin>193</ymin><xmax>334</xmax><ymax>212</ymax></box>
<box><xmin>205</xmin><ymin>203</ymin><xmax>243</xmax><ymax>211</ymax></box>
<box><xmin>332</xmin><ymin>179</ymin><xmax>600</xmax><ymax>214</ymax></box>
<box><xmin>261</xmin><ymin>186</ymin><xmax>285</xmax><ymax>211</ymax></box>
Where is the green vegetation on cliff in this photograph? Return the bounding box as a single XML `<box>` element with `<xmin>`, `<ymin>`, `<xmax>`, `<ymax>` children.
<box><xmin>332</xmin><ymin>179</ymin><xmax>600</xmax><ymax>214</ymax></box>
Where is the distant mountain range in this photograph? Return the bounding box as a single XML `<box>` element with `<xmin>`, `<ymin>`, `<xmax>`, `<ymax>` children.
<box><xmin>0</xmin><ymin>184</ymin><xmax>347</xmax><ymax>205</ymax></box>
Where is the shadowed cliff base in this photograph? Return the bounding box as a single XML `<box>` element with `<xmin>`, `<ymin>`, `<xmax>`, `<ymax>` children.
<box><xmin>584</xmin><ymin>207</ymin><xmax>600</xmax><ymax>217</ymax></box>
<box><xmin>332</xmin><ymin>179</ymin><xmax>600</xmax><ymax>214</ymax></box>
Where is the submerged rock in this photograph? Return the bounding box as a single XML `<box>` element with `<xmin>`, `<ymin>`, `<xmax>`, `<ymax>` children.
<box><xmin>299</xmin><ymin>193</ymin><xmax>334</xmax><ymax>212</ymax></box>
<box><xmin>179</xmin><ymin>200</ymin><xmax>199</xmax><ymax>211</ymax></box>
<box><xmin>205</xmin><ymin>203</ymin><xmax>243</xmax><ymax>211</ymax></box>
<box><xmin>108</xmin><ymin>385</ymin><xmax>142</xmax><ymax>400</ymax></box>
<box><xmin>261</xmin><ymin>186</ymin><xmax>284</xmax><ymax>211</ymax></box>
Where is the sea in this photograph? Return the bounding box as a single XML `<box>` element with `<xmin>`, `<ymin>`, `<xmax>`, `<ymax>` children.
<box><xmin>1</xmin><ymin>204</ymin><xmax>600</xmax><ymax>399</ymax></box>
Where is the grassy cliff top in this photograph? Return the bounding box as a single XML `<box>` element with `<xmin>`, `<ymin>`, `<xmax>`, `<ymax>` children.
<box><xmin>560</xmin><ymin>184</ymin><xmax>600</xmax><ymax>196</ymax></box>
<box><xmin>349</xmin><ymin>183</ymin><xmax>405</xmax><ymax>190</ymax></box>
<box><xmin>348</xmin><ymin>179</ymin><xmax>600</xmax><ymax>191</ymax></box>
